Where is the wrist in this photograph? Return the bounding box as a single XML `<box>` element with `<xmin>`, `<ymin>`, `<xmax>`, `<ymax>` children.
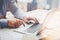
<box><xmin>7</xmin><ymin>20</ymin><xmax>15</xmax><ymax>28</ymax></box>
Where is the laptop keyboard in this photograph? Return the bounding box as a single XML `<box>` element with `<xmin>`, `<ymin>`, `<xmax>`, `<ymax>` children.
<box><xmin>24</xmin><ymin>24</ymin><xmax>41</xmax><ymax>33</ymax></box>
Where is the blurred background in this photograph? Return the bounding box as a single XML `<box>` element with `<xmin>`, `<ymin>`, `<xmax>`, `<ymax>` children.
<box><xmin>16</xmin><ymin>0</ymin><xmax>60</xmax><ymax>12</ymax></box>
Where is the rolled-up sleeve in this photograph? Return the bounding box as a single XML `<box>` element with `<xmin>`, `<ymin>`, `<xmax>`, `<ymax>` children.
<box><xmin>0</xmin><ymin>19</ymin><xmax>8</xmax><ymax>28</ymax></box>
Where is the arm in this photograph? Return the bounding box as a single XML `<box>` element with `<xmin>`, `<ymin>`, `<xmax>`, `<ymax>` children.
<box><xmin>0</xmin><ymin>14</ymin><xmax>8</xmax><ymax>28</ymax></box>
<box><xmin>0</xmin><ymin>19</ymin><xmax>8</xmax><ymax>28</ymax></box>
<box><xmin>0</xmin><ymin>0</ymin><xmax>8</xmax><ymax>28</ymax></box>
<box><xmin>0</xmin><ymin>13</ymin><xmax>24</xmax><ymax>28</ymax></box>
<box><xmin>7</xmin><ymin>0</ymin><xmax>39</xmax><ymax>24</ymax></box>
<box><xmin>0</xmin><ymin>18</ymin><xmax>25</xmax><ymax>28</ymax></box>
<box><xmin>7</xmin><ymin>0</ymin><xmax>24</xmax><ymax>19</ymax></box>
<box><xmin>0</xmin><ymin>0</ymin><xmax>24</xmax><ymax>28</ymax></box>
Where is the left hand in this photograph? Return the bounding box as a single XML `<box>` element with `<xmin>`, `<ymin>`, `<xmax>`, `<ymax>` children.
<box><xmin>8</xmin><ymin>19</ymin><xmax>25</xmax><ymax>28</ymax></box>
<box><xmin>23</xmin><ymin>17</ymin><xmax>39</xmax><ymax>24</ymax></box>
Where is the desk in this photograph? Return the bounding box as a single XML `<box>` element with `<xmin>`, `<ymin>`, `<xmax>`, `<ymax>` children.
<box><xmin>0</xmin><ymin>9</ymin><xmax>50</xmax><ymax>40</ymax></box>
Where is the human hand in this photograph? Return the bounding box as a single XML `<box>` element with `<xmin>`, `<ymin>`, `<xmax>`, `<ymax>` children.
<box><xmin>8</xmin><ymin>19</ymin><xmax>25</xmax><ymax>28</ymax></box>
<box><xmin>23</xmin><ymin>17</ymin><xmax>39</xmax><ymax>24</ymax></box>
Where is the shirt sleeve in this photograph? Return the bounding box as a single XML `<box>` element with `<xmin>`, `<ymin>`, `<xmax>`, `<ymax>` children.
<box><xmin>7</xmin><ymin>0</ymin><xmax>25</xmax><ymax>19</ymax></box>
<box><xmin>13</xmin><ymin>8</ymin><xmax>25</xmax><ymax>19</ymax></box>
<box><xmin>0</xmin><ymin>19</ymin><xmax>8</xmax><ymax>28</ymax></box>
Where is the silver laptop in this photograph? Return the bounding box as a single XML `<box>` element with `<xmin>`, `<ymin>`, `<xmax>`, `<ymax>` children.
<box><xmin>24</xmin><ymin>24</ymin><xmax>41</xmax><ymax>34</ymax></box>
<box><xmin>13</xmin><ymin>23</ymin><xmax>41</xmax><ymax>35</ymax></box>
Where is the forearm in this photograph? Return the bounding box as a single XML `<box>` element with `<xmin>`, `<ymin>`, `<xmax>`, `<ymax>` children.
<box><xmin>0</xmin><ymin>19</ymin><xmax>8</xmax><ymax>28</ymax></box>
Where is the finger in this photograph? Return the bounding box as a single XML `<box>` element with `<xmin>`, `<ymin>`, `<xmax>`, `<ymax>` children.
<box><xmin>15</xmin><ymin>20</ymin><xmax>19</xmax><ymax>28</ymax></box>
<box><xmin>21</xmin><ymin>20</ymin><xmax>25</xmax><ymax>27</ymax></box>
<box><xmin>15</xmin><ymin>19</ymin><xmax>21</xmax><ymax>28</ymax></box>
<box><xmin>23</xmin><ymin>19</ymin><xmax>29</xmax><ymax>24</ymax></box>
<box><xmin>19</xmin><ymin>20</ymin><xmax>25</xmax><ymax>27</ymax></box>
<box><xmin>31</xmin><ymin>18</ymin><xmax>39</xmax><ymax>24</ymax></box>
<box><xmin>34</xmin><ymin>18</ymin><xmax>39</xmax><ymax>24</ymax></box>
<box><xmin>27</xmin><ymin>17</ymin><xmax>39</xmax><ymax>24</ymax></box>
<box><xmin>16</xmin><ymin>19</ymin><xmax>23</xmax><ymax>27</ymax></box>
<box><xmin>22</xmin><ymin>22</ymin><xmax>25</xmax><ymax>27</ymax></box>
<box><xmin>16</xmin><ymin>20</ymin><xmax>22</xmax><ymax>27</ymax></box>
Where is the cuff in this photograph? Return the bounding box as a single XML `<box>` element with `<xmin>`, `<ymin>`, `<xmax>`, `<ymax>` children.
<box><xmin>0</xmin><ymin>19</ymin><xmax>8</xmax><ymax>28</ymax></box>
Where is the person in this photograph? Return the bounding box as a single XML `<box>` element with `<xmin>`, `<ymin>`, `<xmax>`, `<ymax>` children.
<box><xmin>0</xmin><ymin>0</ymin><xmax>39</xmax><ymax>28</ymax></box>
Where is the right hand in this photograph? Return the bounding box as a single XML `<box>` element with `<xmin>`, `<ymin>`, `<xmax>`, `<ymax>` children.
<box><xmin>8</xmin><ymin>19</ymin><xmax>25</xmax><ymax>28</ymax></box>
<box><xmin>23</xmin><ymin>17</ymin><xmax>39</xmax><ymax>24</ymax></box>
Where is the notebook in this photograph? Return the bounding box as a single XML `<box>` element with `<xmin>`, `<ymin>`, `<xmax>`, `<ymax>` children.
<box><xmin>13</xmin><ymin>23</ymin><xmax>41</xmax><ymax>35</ymax></box>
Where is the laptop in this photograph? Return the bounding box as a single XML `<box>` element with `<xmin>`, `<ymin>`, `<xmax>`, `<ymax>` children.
<box><xmin>13</xmin><ymin>23</ymin><xmax>41</xmax><ymax>35</ymax></box>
